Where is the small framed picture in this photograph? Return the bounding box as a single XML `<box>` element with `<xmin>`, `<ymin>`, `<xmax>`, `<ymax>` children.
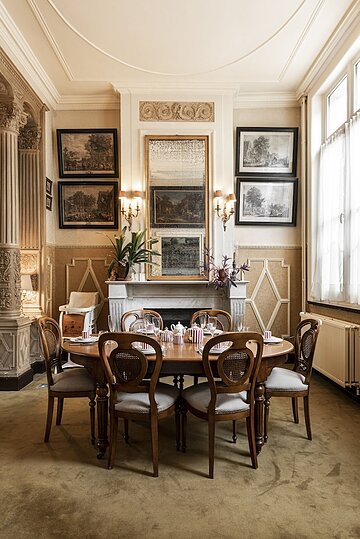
<box><xmin>57</xmin><ymin>128</ymin><xmax>119</xmax><ymax>178</ymax></box>
<box><xmin>150</xmin><ymin>186</ymin><xmax>205</xmax><ymax>228</ymax></box>
<box><xmin>235</xmin><ymin>177</ymin><xmax>298</xmax><ymax>226</ymax></box>
<box><xmin>46</xmin><ymin>194</ymin><xmax>53</xmax><ymax>211</ymax></box>
<box><xmin>235</xmin><ymin>127</ymin><xmax>298</xmax><ymax>176</ymax></box>
<box><xmin>58</xmin><ymin>181</ymin><xmax>118</xmax><ymax>229</ymax></box>
<box><xmin>46</xmin><ymin>177</ymin><xmax>53</xmax><ymax>195</ymax></box>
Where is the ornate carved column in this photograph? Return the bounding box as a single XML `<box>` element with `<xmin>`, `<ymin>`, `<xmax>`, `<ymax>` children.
<box><xmin>0</xmin><ymin>99</ymin><xmax>32</xmax><ymax>389</ymax></box>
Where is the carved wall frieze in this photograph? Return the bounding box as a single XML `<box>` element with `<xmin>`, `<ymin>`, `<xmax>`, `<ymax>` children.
<box><xmin>18</xmin><ymin>125</ymin><xmax>41</xmax><ymax>150</ymax></box>
<box><xmin>0</xmin><ymin>101</ymin><xmax>28</xmax><ymax>132</ymax></box>
<box><xmin>139</xmin><ymin>101</ymin><xmax>215</xmax><ymax>122</ymax></box>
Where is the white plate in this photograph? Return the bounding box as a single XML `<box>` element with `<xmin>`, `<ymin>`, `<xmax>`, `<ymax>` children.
<box><xmin>136</xmin><ymin>329</ymin><xmax>155</xmax><ymax>335</ymax></box>
<box><xmin>69</xmin><ymin>336</ymin><xmax>99</xmax><ymax>344</ymax></box>
<box><xmin>133</xmin><ymin>345</ymin><xmax>155</xmax><ymax>354</ymax></box>
<box><xmin>203</xmin><ymin>329</ymin><xmax>223</xmax><ymax>336</ymax></box>
<box><xmin>264</xmin><ymin>336</ymin><xmax>283</xmax><ymax>344</ymax></box>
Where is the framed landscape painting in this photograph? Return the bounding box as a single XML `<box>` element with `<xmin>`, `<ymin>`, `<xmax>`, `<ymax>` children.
<box><xmin>235</xmin><ymin>177</ymin><xmax>298</xmax><ymax>226</ymax></box>
<box><xmin>150</xmin><ymin>186</ymin><xmax>205</xmax><ymax>228</ymax></box>
<box><xmin>58</xmin><ymin>181</ymin><xmax>118</xmax><ymax>229</ymax></box>
<box><xmin>235</xmin><ymin>127</ymin><xmax>298</xmax><ymax>176</ymax></box>
<box><xmin>57</xmin><ymin>128</ymin><xmax>119</xmax><ymax>178</ymax></box>
<box><xmin>148</xmin><ymin>234</ymin><xmax>204</xmax><ymax>279</ymax></box>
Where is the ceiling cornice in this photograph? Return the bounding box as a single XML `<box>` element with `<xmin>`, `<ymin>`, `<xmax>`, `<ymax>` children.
<box><xmin>0</xmin><ymin>1</ymin><xmax>59</xmax><ymax>109</ymax></box>
<box><xmin>234</xmin><ymin>91</ymin><xmax>299</xmax><ymax>109</ymax></box>
<box><xmin>296</xmin><ymin>0</ymin><xmax>360</xmax><ymax>98</ymax></box>
<box><xmin>56</xmin><ymin>94</ymin><xmax>120</xmax><ymax>110</ymax></box>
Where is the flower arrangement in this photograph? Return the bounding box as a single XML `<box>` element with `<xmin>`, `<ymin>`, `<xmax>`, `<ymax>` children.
<box><xmin>204</xmin><ymin>249</ymin><xmax>249</xmax><ymax>290</ymax></box>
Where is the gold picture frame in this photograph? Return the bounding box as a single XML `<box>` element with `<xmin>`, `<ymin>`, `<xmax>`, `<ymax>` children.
<box><xmin>145</xmin><ymin>134</ymin><xmax>209</xmax><ymax>281</ymax></box>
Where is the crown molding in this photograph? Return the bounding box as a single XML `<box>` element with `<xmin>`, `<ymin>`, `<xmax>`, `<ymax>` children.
<box><xmin>56</xmin><ymin>94</ymin><xmax>120</xmax><ymax>110</ymax></box>
<box><xmin>296</xmin><ymin>0</ymin><xmax>360</xmax><ymax>98</ymax></box>
<box><xmin>233</xmin><ymin>91</ymin><xmax>299</xmax><ymax>108</ymax></box>
<box><xmin>112</xmin><ymin>82</ymin><xmax>238</xmax><ymax>96</ymax></box>
<box><xmin>0</xmin><ymin>1</ymin><xmax>60</xmax><ymax>109</ymax></box>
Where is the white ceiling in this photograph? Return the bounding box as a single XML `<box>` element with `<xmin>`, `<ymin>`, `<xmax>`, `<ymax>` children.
<box><xmin>0</xmin><ymin>0</ymin><xmax>358</xmax><ymax>108</ymax></box>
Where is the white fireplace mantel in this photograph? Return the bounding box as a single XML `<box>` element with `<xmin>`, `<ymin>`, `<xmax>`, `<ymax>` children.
<box><xmin>107</xmin><ymin>280</ymin><xmax>247</xmax><ymax>331</ymax></box>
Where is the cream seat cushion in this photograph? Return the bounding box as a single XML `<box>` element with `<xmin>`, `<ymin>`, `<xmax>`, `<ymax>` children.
<box><xmin>183</xmin><ymin>382</ymin><xmax>249</xmax><ymax>415</ymax></box>
<box><xmin>264</xmin><ymin>367</ymin><xmax>308</xmax><ymax>392</ymax></box>
<box><xmin>51</xmin><ymin>368</ymin><xmax>95</xmax><ymax>392</ymax></box>
<box><xmin>115</xmin><ymin>383</ymin><xmax>179</xmax><ymax>414</ymax></box>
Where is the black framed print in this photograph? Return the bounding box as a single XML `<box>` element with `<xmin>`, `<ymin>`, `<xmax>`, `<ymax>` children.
<box><xmin>58</xmin><ymin>181</ymin><xmax>118</xmax><ymax>229</ymax></box>
<box><xmin>235</xmin><ymin>127</ymin><xmax>298</xmax><ymax>176</ymax></box>
<box><xmin>235</xmin><ymin>177</ymin><xmax>298</xmax><ymax>226</ymax></box>
<box><xmin>46</xmin><ymin>177</ymin><xmax>53</xmax><ymax>195</ymax></box>
<box><xmin>46</xmin><ymin>194</ymin><xmax>52</xmax><ymax>211</ymax></box>
<box><xmin>57</xmin><ymin>129</ymin><xmax>119</xmax><ymax>178</ymax></box>
<box><xmin>150</xmin><ymin>186</ymin><xmax>205</xmax><ymax>228</ymax></box>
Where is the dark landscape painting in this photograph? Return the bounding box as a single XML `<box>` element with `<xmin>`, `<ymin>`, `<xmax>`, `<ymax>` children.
<box><xmin>151</xmin><ymin>187</ymin><xmax>205</xmax><ymax>227</ymax></box>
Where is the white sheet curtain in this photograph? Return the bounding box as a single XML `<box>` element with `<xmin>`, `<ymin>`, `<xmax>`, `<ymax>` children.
<box><xmin>311</xmin><ymin>111</ymin><xmax>360</xmax><ymax>304</ymax></box>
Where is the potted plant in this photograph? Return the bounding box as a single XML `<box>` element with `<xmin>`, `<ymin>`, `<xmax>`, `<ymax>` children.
<box><xmin>204</xmin><ymin>249</ymin><xmax>249</xmax><ymax>291</ymax></box>
<box><xmin>106</xmin><ymin>227</ymin><xmax>160</xmax><ymax>280</ymax></box>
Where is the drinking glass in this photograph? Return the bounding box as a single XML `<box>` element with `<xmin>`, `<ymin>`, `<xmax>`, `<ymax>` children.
<box><xmin>207</xmin><ymin>316</ymin><xmax>217</xmax><ymax>337</ymax></box>
<box><xmin>153</xmin><ymin>317</ymin><xmax>161</xmax><ymax>339</ymax></box>
<box><xmin>198</xmin><ymin>312</ymin><xmax>208</xmax><ymax>330</ymax></box>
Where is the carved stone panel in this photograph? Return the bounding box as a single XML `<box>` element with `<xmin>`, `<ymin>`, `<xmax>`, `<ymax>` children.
<box><xmin>139</xmin><ymin>101</ymin><xmax>214</xmax><ymax>122</ymax></box>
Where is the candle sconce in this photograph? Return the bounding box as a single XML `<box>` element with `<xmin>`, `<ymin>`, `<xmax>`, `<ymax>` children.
<box><xmin>214</xmin><ymin>190</ymin><xmax>236</xmax><ymax>231</ymax></box>
<box><xmin>119</xmin><ymin>190</ymin><xmax>142</xmax><ymax>231</ymax></box>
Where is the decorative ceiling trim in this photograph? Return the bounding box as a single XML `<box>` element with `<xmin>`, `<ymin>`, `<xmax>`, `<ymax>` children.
<box><xmin>296</xmin><ymin>0</ymin><xmax>360</xmax><ymax>97</ymax></box>
<box><xmin>27</xmin><ymin>0</ymin><xmax>74</xmax><ymax>81</ymax></box>
<box><xmin>56</xmin><ymin>94</ymin><xmax>120</xmax><ymax>110</ymax></box>
<box><xmin>0</xmin><ymin>1</ymin><xmax>58</xmax><ymax>109</ymax></box>
<box><xmin>278</xmin><ymin>0</ymin><xmax>326</xmax><ymax>81</ymax></box>
<box><xmin>139</xmin><ymin>101</ymin><xmax>214</xmax><ymax>122</ymax></box>
<box><xmin>46</xmin><ymin>0</ymin><xmax>307</xmax><ymax>77</ymax></box>
<box><xmin>233</xmin><ymin>91</ymin><xmax>299</xmax><ymax>108</ymax></box>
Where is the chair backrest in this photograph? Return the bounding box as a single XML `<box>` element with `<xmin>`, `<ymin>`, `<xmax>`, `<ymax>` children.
<box><xmin>98</xmin><ymin>332</ymin><xmax>163</xmax><ymax>410</ymax></box>
<box><xmin>202</xmin><ymin>332</ymin><xmax>263</xmax><ymax>414</ymax></box>
<box><xmin>294</xmin><ymin>318</ymin><xmax>321</xmax><ymax>383</ymax></box>
<box><xmin>191</xmin><ymin>309</ymin><xmax>233</xmax><ymax>331</ymax></box>
<box><xmin>68</xmin><ymin>292</ymin><xmax>99</xmax><ymax>308</ymax></box>
<box><xmin>59</xmin><ymin>291</ymin><xmax>100</xmax><ymax>337</ymax></box>
<box><xmin>37</xmin><ymin>316</ymin><xmax>63</xmax><ymax>387</ymax></box>
<box><xmin>120</xmin><ymin>309</ymin><xmax>164</xmax><ymax>332</ymax></box>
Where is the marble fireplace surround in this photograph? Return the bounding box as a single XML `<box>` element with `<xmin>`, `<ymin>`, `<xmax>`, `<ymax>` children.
<box><xmin>107</xmin><ymin>280</ymin><xmax>247</xmax><ymax>331</ymax></box>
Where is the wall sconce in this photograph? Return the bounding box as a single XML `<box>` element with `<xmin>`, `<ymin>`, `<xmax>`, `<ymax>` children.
<box><xmin>214</xmin><ymin>190</ymin><xmax>236</xmax><ymax>231</ymax></box>
<box><xmin>119</xmin><ymin>190</ymin><xmax>142</xmax><ymax>231</ymax></box>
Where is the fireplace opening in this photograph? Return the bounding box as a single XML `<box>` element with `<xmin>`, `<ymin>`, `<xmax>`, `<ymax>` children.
<box><xmin>151</xmin><ymin>308</ymin><xmax>211</xmax><ymax>329</ymax></box>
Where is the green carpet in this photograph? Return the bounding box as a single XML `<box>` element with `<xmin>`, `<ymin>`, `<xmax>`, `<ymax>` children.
<box><xmin>0</xmin><ymin>373</ymin><xmax>359</xmax><ymax>539</ymax></box>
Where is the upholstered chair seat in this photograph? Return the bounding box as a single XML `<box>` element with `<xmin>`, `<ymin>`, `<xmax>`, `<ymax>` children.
<box><xmin>264</xmin><ymin>367</ymin><xmax>308</xmax><ymax>392</ymax></box>
<box><xmin>115</xmin><ymin>383</ymin><xmax>179</xmax><ymax>414</ymax></box>
<box><xmin>183</xmin><ymin>382</ymin><xmax>249</xmax><ymax>415</ymax></box>
<box><xmin>51</xmin><ymin>369</ymin><xmax>95</xmax><ymax>393</ymax></box>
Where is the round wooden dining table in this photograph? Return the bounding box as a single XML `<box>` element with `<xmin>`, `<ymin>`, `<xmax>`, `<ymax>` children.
<box><xmin>62</xmin><ymin>337</ymin><xmax>294</xmax><ymax>458</ymax></box>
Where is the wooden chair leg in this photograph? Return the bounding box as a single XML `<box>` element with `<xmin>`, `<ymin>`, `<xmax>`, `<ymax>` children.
<box><xmin>175</xmin><ymin>408</ymin><xmax>180</xmax><ymax>451</ymax></box>
<box><xmin>292</xmin><ymin>397</ymin><xmax>299</xmax><ymax>424</ymax></box>
<box><xmin>193</xmin><ymin>376</ymin><xmax>199</xmax><ymax>385</ymax></box>
<box><xmin>44</xmin><ymin>396</ymin><xmax>54</xmax><ymax>442</ymax></box>
<box><xmin>246</xmin><ymin>415</ymin><xmax>258</xmax><ymax>469</ymax></box>
<box><xmin>123</xmin><ymin>419</ymin><xmax>129</xmax><ymax>444</ymax></box>
<box><xmin>108</xmin><ymin>414</ymin><xmax>118</xmax><ymax>470</ymax></box>
<box><xmin>304</xmin><ymin>395</ymin><xmax>312</xmax><ymax>440</ymax></box>
<box><xmin>264</xmin><ymin>397</ymin><xmax>270</xmax><ymax>443</ymax></box>
<box><xmin>56</xmin><ymin>397</ymin><xmax>64</xmax><ymax>425</ymax></box>
<box><xmin>89</xmin><ymin>396</ymin><xmax>96</xmax><ymax>445</ymax></box>
<box><xmin>208</xmin><ymin>418</ymin><xmax>215</xmax><ymax>479</ymax></box>
<box><xmin>232</xmin><ymin>420</ymin><xmax>237</xmax><ymax>443</ymax></box>
<box><xmin>150</xmin><ymin>414</ymin><xmax>159</xmax><ymax>477</ymax></box>
<box><xmin>181</xmin><ymin>407</ymin><xmax>187</xmax><ymax>453</ymax></box>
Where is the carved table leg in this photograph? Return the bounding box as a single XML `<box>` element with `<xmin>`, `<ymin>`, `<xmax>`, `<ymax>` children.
<box><xmin>95</xmin><ymin>382</ymin><xmax>108</xmax><ymax>459</ymax></box>
<box><xmin>176</xmin><ymin>397</ymin><xmax>187</xmax><ymax>452</ymax></box>
<box><xmin>255</xmin><ymin>381</ymin><xmax>265</xmax><ymax>455</ymax></box>
<box><xmin>264</xmin><ymin>398</ymin><xmax>270</xmax><ymax>444</ymax></box>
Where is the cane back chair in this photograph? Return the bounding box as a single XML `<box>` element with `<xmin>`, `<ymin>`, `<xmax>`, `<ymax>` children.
<box><xmin>120</xmin><ymin>309</ymin><xmax>164</xmax><ymax>332</ymax></box>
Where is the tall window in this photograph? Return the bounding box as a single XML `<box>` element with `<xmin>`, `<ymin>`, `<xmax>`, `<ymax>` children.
<box><xmin>355</xmin><ymin>60</ymin><xmax>360</xmax><ymax>112</ymax></box>
<box><xmin>311</xmin><ymin>58</ymin><xmax>360</xmax><ymax>307</ymax></box>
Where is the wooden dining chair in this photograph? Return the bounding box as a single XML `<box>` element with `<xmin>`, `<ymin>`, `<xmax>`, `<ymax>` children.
<box><xmin>120</xmin><ymin>309</ymin><xmax>164</xmax><ymax>332</ymax></box>
<box><xmin>181</xmin><ymin>332</ymin><xmax>263</xmax><ymax>478</ymax></box>
<box><xmin>37</xmin><ymin>316</ymin><xmax>96</xmax><ymax>444</ymax></box>
<box><xmin>98</xmin><ymin>332</ymin><xmax>180</xmax><ymax>476</ymax></box>
<box><xmin>190</xmin><ymin>309</ymin><xmax>233</xmax><ymax>331</ymax></box>
<box><xmin>264</xmin><ymin>318</ymin><xmax>321</xmax><ymax>441</ymax></box>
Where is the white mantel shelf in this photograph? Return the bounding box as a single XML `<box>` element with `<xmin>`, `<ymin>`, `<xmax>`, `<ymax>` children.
<box><xmin>107</xmin><ymin>280</ymin><xmax>248</xmax><ymax>331</ymax></box>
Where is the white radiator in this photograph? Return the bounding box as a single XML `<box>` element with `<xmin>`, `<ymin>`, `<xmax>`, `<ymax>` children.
<box><xmin>300</xmin><ymin>312</ymin><xmax>360</xmax><ymax>390</ymax></box>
